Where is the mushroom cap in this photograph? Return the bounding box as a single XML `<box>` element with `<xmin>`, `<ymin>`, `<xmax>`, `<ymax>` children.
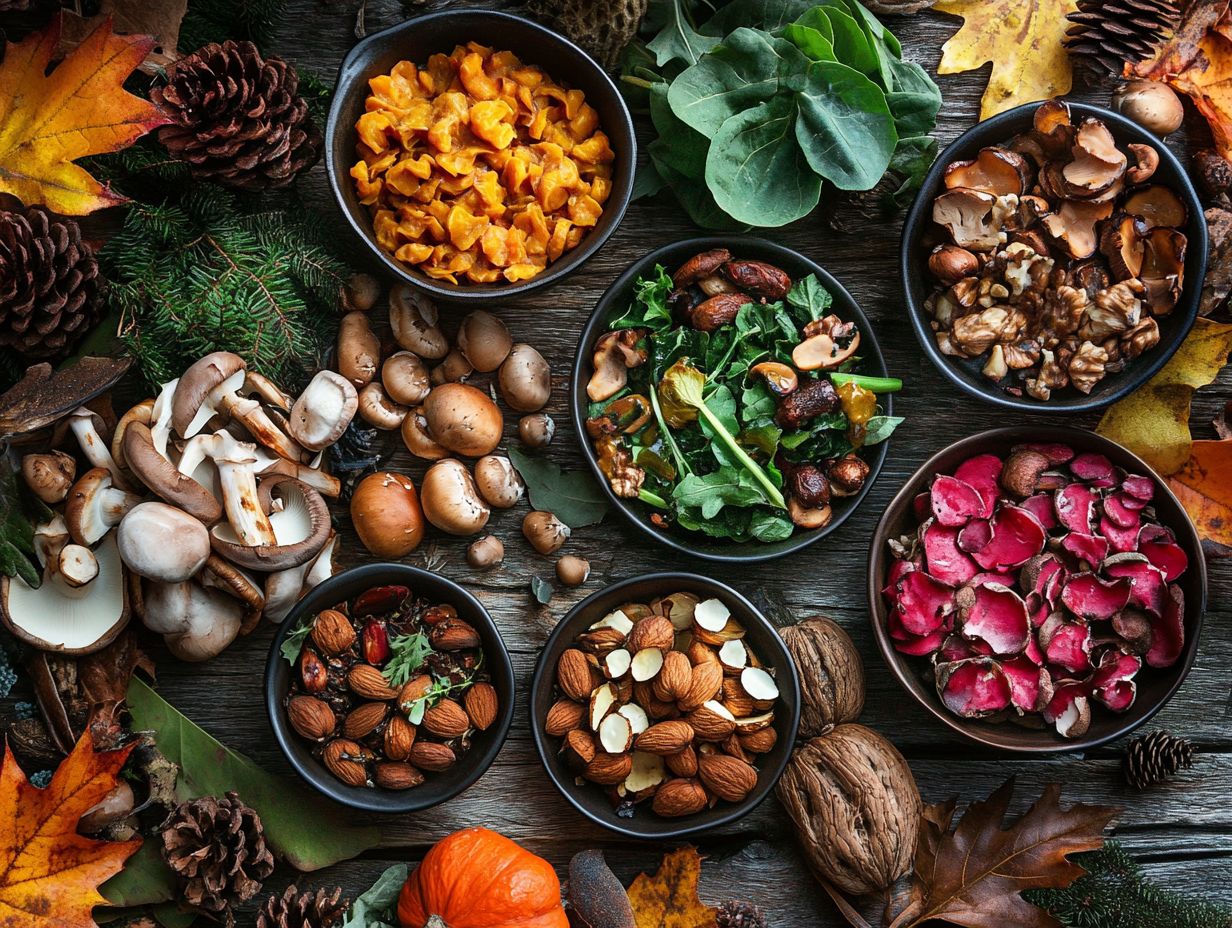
<box><xmin>421</xmin><ymin>459</ymin><xmax>491</xmax><ymax>535</ymax></box>
<box><xmin>264</xmin><ymin>531</ymin><xmax>338</xmax><ymax>624</ymax></box>
<box><xmin>0</xmin><ymin>533</ymin><xmax>130</xmax><ymax>654</ymax></box>
<box><xmin>457</xmin><ymin>310</ymin><xmax>513</xmax><ymax>372</ymax></box>
<box><xmin>124</xmin><ymin>422</ymin><xmax>223</xmax><ymax>525</ymax></box>
<box><xmin>201</xmin><ymin>554</ymin><xmax>265</xmax><ymax>635</ymax></box>
<box><xmin>64</xmin><ymin>466</ymin><xmax>139</xmax><ymax>546</ymax></box>
<box><xmin>117</xmin><ymin>501</ymin><xmax>212</xmax><ymax>583</ymax></box>
<box><xmin>357</xmin><ymin>381</ymin><xmax>409</xmax><ymax>431</ymax></box>
<box><xmin>381</xmin><ymin>352</ymin><xmax>431</xmax><ymax>406</ymax></box>
<box><xmin>21</xmin><ymin>450</ymin><xmax>75</xmax><ymax>505</ymax></box>
<box><xmin>209</xmin><ymin>475</ymin><xmax>332</xmax><ymax>570</ymax></box>
<box><xmin>142</xmin><ymin>579</ymin><xmax>242</xmax><ymax>660</ymax></box>
<box><xmin>289</xmin><ymin>370</ymin><xmax>358</xmax><ymax>452</ymax></box>
<box><xmin>172</xmin><ymin>352</ymin><xmax>246</xmax><ymax>437</ymax></box>
<box><xmin>498</xmin><ymin>343</ymin><xmax>552</xmax><ymax>412</ymax></box>
<box><xmin>350</xmin><ymin>472</ymin><xmax>425</xmax><ymax>557</ymax></box>
<box><xmin>422</xmin><ymin>383</ymin><xmax>503</xmax><ymax>457</ymax></box>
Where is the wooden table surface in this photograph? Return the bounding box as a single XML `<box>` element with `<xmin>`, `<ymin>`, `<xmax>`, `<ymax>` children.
<box><xmin>140</xmin><ymin>1</ymin><xmax>1232</xmax><ymax>921</ymax></box>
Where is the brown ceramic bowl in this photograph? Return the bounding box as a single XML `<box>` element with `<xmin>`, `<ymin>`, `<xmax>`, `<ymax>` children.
<box><xmin>867</xmin><ymin>426</ymin><xmax>1207</xmax><ymax>753</ymax></box>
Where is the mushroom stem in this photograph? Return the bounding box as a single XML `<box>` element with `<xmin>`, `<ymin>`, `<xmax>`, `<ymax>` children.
<box><xmin>180</xmin><ymin>431</ymin><xmax>277</xmax><ymax>546</ymax></box>
<box><xmin>149</xmin><ymin>380</ymin><xmax>179</xmax><ymax>457</ymax></box>
<box><xmin>258</xmin><ymin>458</ymin><xmax>342</xmax><ymax>498</ymax></box>
<box><xmin>218</xmin><ymin>394</ymin><xmax>305</xmax><ymax>462</ymax></box>
<box><xmin>67</xmin><ymin>408</ymin><xmax>131</xmax><ymax>491</ymax></box>
<box><xmin>242</xmin><ymin>371</ymin><xmax>293</xmax><ymax>412</ymax></box>
<box><xmin>58</xmin><ymin>544</ymin><xmax>99</xmax><ymax>588</ymax></box>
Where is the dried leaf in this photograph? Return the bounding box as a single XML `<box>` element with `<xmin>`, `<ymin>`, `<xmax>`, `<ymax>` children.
<box><xmin>1202</xmin><ymin>207</ymin><xmax>1232</xmax><ymax>317</ymax></box>
<box><xmin>1166</xmin><ymin>439</ymin><xmax>1232</xmax><ymax>554</ymax></box>
<box><xmin>933</xmin><ymin>0</ymin><xmax>1078</xmax><ymax>119</ymax></box>
<box><xmin>0</xmin><ymin>356</ymin><xmax>132</xmax><ymax>440</ymax></box>
<box><xmin>1096</xmin><ymin>318</ymin><xmax>1232</xmax><ymax>475</ymax></box>
<box><xmin>627</xmin><ymin>847</ymin><xmax>718</xmax><ymax>928</ymax></box>
<box><xmin>0</xmin><ymin>730</ymin><xmax>141</xmax><ymax>927</ymax></box>
<box><xmin>59</xmin><ymin>0</ymin><xmax>188</xmax><ymax>74</ymax></box>
<box><xmin>0</xmin><ymin>16</ymin><xmax>170</xmax><ymax>215</ymax></box>
<box><xmin>903</xmin><ymin>779</ymin><xmax>1118</xmax><ymax>928</ymax></box>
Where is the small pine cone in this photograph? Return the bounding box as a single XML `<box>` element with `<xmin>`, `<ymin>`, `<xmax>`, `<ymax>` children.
<box><xmin>717</xmin><ymin>900</ymin><xmax>770</xmax><ymax>928</ymax></box>
<box><xmin>1123</xmin><ymin>730</ymin><xmax>1195</xmax><ymax>789</ymax></box>
<box><xmin>152</xmin><ymin>40</ymin><xmax>322</xmax><ymax>191</ymax></box>
<box><xmin>256</xmin><ymin>885</ymin><xmax>349</xmax><ymax>928</ymax></box>
<box><xmin>529</xmin><ymin>0</ymin><xmax>649</xmax><ymax>69</ymax></box>
<box><xmin>160</xmin><ymin>791</ymin><xmax>276</xmax><ymax>918</ymax></box>
<box><xmin>1065</xmin><ymin>0</ymin><xmax>1181</xmax><ymax>77</ymax></box>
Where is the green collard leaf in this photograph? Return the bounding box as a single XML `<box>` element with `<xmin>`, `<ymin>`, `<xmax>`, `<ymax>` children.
<box><xmin>700</xmin><ymin>384</ymin><xmax>740</xmax><ymax>466</ymax></box>
<box><xmin>126</xmin><ymin>677</ymin><xmax>381</xmax><ymax>871</ymax></box>
<box><xmin>612</xmin><ymin>264</ymin><xmax>675</xmax><ymax>331</ymax></box>
<box><xmin>885</xmin><ymin>58</ymin><xmax>943</xmax><ymax>136</ymax></box>
<box><xmin>749</xmin><ymin>509</ymin><xmax>795</xmax><ymax>542</ymax></box>
<box><xmin>506</xmin><ymin>446</ymin><xmax>610</xmax><ymax>529</ymax></box>
<box><xmin>529</xmin><ymin>576</ymin><xmax>553</xmax><ymax>605</ymax></box>
<box><xmin>786</xmin><ymin>274</ymin><xmax>833</xmax><ymax>323</ymax></box>
<box><xmin>339</xmin><ymin>864</ymin><xmax>408</xmax><ymax>928</ymax></box>
<box><xmin>646</xmin><ymin>0</ymin><xmax>720</xmax><ymax>68</ymax></box>
<box><xmin>0</xmin><ymin>454</ymin><xmax>43</xmax><ymax>588</ymax></box>
<box><xmin>632</xmin><ymin>162</ymin><xmax>666</xmax><ymax>200</ymax></box>
<box><xmin>280</xmin><ymin>619</ymin><xmax>312</xmax><ymax>665</ymax></box>
<box><xmin>864</xmin><ymin>414</ymin><xmax>903</xmax><ymax>446</ymax></box>
<box><xmin>782</xmin><ymin>22</ymin><xmax>836</xmax><ymax>62</ymax></box>
<box><xmin>706</xmin><ymin>95</ymin><xmax>820</xmax><ymax>227</ymax></box>
<box><xmin>794</xmin><ymin>61</ymin><xmax>896</xmax><ymax>191</ymax></box>
<box><xmin>668</xmin><ymin>29</ymin><xmax>801</xmax><ymax>137</ymax></box>
<box><xmin>673</xmin><ymin>467</ymin><xmax>776</xmax><ymax>519</ymax></box>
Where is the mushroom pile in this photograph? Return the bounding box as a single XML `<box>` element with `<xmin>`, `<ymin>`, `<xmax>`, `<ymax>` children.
<box><xmin>3</xmin><ymin>353</ymin><xmax>351</xmax><ymax>661</ymax></box>
<box><xmin>924</xmin><ymin>99</ymin><xmax>1189</xmax><ymax>400</ymax></box>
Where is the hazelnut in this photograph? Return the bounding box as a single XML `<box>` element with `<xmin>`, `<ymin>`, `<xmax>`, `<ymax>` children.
<box><xmin>927</xmin><ymin>244</ymin><xmax>979</xmax><ymax>284</ymax></box>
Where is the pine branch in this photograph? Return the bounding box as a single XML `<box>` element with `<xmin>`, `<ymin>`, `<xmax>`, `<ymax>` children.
<box><xmin>179</xmin><ymin>0</ymin><xmax>287</xmax><ymax>51</ymax></box>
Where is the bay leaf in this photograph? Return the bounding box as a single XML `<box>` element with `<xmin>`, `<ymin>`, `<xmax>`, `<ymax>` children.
<box><xmin>506</xmin><ymin>446</ymin><xmax>609</xmax><ymax>528</ymax></box>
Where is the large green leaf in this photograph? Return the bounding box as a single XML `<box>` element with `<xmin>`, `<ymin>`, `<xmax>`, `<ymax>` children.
<box><xmin>339</xmin><ymin>864</ymin><xmax>408</xmax><ymax>928</ymax></box>
<box><xmin>126</xmin><ymin>677</ymin><xmax>382</xmax><ymax>872</ymax></box>
<box><xmin>885</xmin><ymin>57</ymin><xmax>943</xmax><ymax>137</ymax></box>
<box><xmin>702</xmin><ymin>0</ymin><xmax>815</xmax><ymax>36</ymax></box>
<box><xmin>0</xmin><ymin>452</ymin><xmax>43</xmax><ymax>587</ymax></box>
<box><xmin>811</xmin><ymin>4</ymin><xmax>880</xmax><ymax>77</ymax></box>
<box><xmin>506</xmin><ymin>446</ymin><xmax>609</xmax><ymax>529</ymax></box>
<box><xmin>794</xmin><ymin>61</ymin><xmax>896</xmax><ymax>190</ymax></box>
<box><xmin>100</xmin><ymin>842</ymin><xmax>177</xmax><ymax>908</ymax></box>
<box><xmin>705</xmin><ymin>95</ymin><xmax>820</xmax><ymax>227</ymax></box>
<box><xmin>645</xmin><ymin>0</ymin><xmax>719</xmax><ymax>68</ymax></box>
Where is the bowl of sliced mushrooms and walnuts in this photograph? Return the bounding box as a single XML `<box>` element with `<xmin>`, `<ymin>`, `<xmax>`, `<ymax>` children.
<box><xmin>901</xmin><ymin>99</ymin><xmax>1208</xmax><ymax>412</ymax></box>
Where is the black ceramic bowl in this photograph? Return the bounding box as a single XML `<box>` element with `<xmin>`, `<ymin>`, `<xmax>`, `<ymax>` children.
<box><xmin>901</xmin><ymin>101</ymin><xmax>1209</xmax><ymax>412</ymax></box>
<box><xmin>571</xmin><ymin>236</ymin><xmax>893</xmax><ymax>563</ymax></box>
<box><xmin>266</xmin><ymin>563</ymin><xmax>514</xmax><ymax>812</ymax></box>
<box><xmin>324</xmin><ymin>9</ymin><xmax>636</xmax><ymax>301</ymax></box>
<box><xmin>868</xmin><ymin>426</ymin><xmax>1207</xmax><ymax>753</ymax></box>
<box><xmin>530</xmin><ymin>573</ymin><xmax>801</xmax><ymax>838</ymax></box>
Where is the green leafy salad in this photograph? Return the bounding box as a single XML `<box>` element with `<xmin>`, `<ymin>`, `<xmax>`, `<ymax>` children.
<box><xmin>585</xmin><ymin>249</ymin><xmax>903</xmax><ymax>544</ymax></box>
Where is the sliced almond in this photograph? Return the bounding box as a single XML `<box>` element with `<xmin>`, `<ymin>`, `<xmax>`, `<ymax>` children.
<box><xmin>588</xmin><ymin>682</ymin><xmax>618</xmax><ymax>731</ymax></box>
<box><xmin>618</xmin><ymin>702</ymin><xmax>650</xmax><ymax>736</ymax></box>
<box><xmin>741</xmin><ymin>666</ymin><xmax>779</xmax><ymax>701</ymax></box>
<box><xmin>589</xmin><ymin>609</ymin><xmax>634</xmax><ymax>635</ymax></box>
<box><xmin>604</xmin><ymin>648</ymin><xmax>632</xmax><ymax>679</ymax></box>
<box><xmin>659</xmin><ymin>592</ymin><xmax>699</xmax><ymax>630</ymax></box>
<box><xmin>734</xmin><ymin>710</ymin><xmax>775</xmax><ymax>733</ymax></box>
<box><xmin>630</xmin><ymin>647</ymin><xmax>664</xmax><ymax>682</ymax></box>
<box><xmin>598</xmin><ymin>712</ymin><xmax>633</xmax><ymax>753</ymax></box>
<box><xmin>694</xmin><ymin>598</ymin><xmax>731</xmax><ymax>632</ymax></box>
<box><xmin>718</xmin><ymin>639</ymin><xmax>748</xmax><ymax>673</ymax></box>
<box><xmin>623</xmin><ymin>751</ymin><xmax>666</xmax><ymax>795</ymax></box>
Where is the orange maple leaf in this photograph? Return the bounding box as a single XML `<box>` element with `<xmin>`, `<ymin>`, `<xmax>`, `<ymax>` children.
<box><xmin>0</xmin><ymin>731</ymin><xmax>140</xmax><ymax>928</ymax></box>
<box><xmin>1167</xmin><ymin>439</ymin><xmax>1232</xmax><ymax>553</ymax></box>
<box><xmin>0</xmin><ymin>15</ymin><xmax>170</xmax><ymax>215</ymax></box>
<box><xmin>626</xmin><ymin>847</ymin><xmax>717</xmax><ymax>928</ymax></box>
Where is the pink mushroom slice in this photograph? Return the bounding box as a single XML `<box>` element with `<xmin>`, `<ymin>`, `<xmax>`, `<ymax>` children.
<box><xmin>893</xmin><ymin>627</ymin><xmax>949</xmax><ymax>656</ymax></box>
<box><xmin>971</xmin><ymin>505</ymin><xmax>1047</xmax><ymax>571</ymax></box>
<box><xmin>1138</xmin><ymin>531</ymin><xmax>1189</xmax><ymax>582</ymax></box>
<box><xmin>1060</xmin><ymin>572</ymin><xmax>1131</xmax><ymax>621</ymax></box>
<box><xmin>1024</xmin><ymin>633</ymin><xmax>1045</xmax><ymax>665</ymax></box>
<box><xmin>1061</xmin><ymin>532</ymin><xmax>1110</xmax><ymax>568</ymax></box>
<box><xmin>912</xmin><ymin>491</ymin><xmax>931</xmax><ymax>522</ymax></box>
<box><xmin>1112</xmin><ymin>608</ymin><xmax>1154</xmax><ymax>655</ymax></box>
<box><xmin>1070</xmin><ymin>452</ymin><xmax>1116</xmax><ymax>485</ymax></box>
<box><xmin>1099</xmin><ymin>514</ymin><xmax>1140</xmax><ymax>553</ymax></box>
<box><xmin>936</xmin><ymin>658</ymin><xmax>1013</xmax><ymax>718</ymax></box>
<box><xmin>1103</xmin><ymin>553</ymin><xmax>1166</xmax><ymax>617</ymax></box>
<box><xmin>957</xmin><ymin>582</ymin><xmax>1031</xmax><ymax>656</ymax></box>
<box><xmin>1121</xmin><ymin>474</ymin><xmax>1155</xmax><ymax>503</ymax></box>
<box><xmin>1039</xmin><ymin>613</ymin><xmax>1094</xmax><ymax>675</ymax></box>
<box><xmin>1020</xmin><ymin>494</ymin><xmax>1058</xmax><ymax>530</ymax></box>
<box><xmin>1145</xmin><ymin>583</ymin><xmax>1185</xmax><ymax>669</ymax></box>
<box><xmin>930</xmin><ymin>475</ymin><xmax>987</xmax><ymax>527</ymax></box>
<box><xmin>1026</xmin><ymin>591</ymin><xmax>1051</xmax><ymax>628</ymax></box>
<box><xmin>1015</xmin><ymin>442</ymin><xmax>1075</xmax><ymax>465</ymax></box>
<box><xmin>1043</xmin><ymin>683</ymin><xmax>1093</xmax><ymax>738</ymax></box>
<box><xmin>1091</xmin><ymin>651</ymin><xmax>1141</xmax><ymax>712</ymax></box>
<box><xmin>1102</xmin><ymin>493</ymin><xmax>1139</xmax><ymax>529</ymax></box>
<box><xmin>895</xmin><ymin>569</ymin><xmax>955</xmax><ymax>637</ymax></box>
<box><xmin>922</xmin><ymin>520</ymin><xmax>979</xmax><ymax>586</ymax></box>
<box><xmin>1055</xmin><ymin>483</ymin><xmax>1098</xmax><ymax>534</ymax></box>
<box><xmin>953</xmin><ymin>453</ymin><xmax>1004</xmax><ymax>520</ymax></box>
<box><xmin>957</xmin><ymin>519</ymin><xmax>992</xmax><ymax>553</ymax></box>
<box><xmin>938</xmin><ymin>634</ymin><xmax>981</xmax><ymax>663</ymax></box>
<box><xmin>1002</xmin><ymin>656</ymin><xmax>1052</xmax><ymax>713</ymax></box>
<box><xmin>883</xmin><ymin>557</ymin><xmax>918</xmax><ymax>603</ymax></box>
<box><xmin>1020</xmin><ymin>553</ymin><xmax>1064</xmax><ymax>597</ymax></box>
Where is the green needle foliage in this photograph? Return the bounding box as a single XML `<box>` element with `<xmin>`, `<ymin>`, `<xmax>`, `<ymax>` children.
<box><xmin>180</xmin><ymin>0</ymin><xmax>288</xmax><ymax>51</ymax></box>
<box><xmin>1026</xmin><ymin>842</ymin><xmax>1232</xmax><ymax>928</ymax></box>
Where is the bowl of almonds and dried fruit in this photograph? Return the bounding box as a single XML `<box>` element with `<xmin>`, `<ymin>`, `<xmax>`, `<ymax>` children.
<box><xmin>530</xmin><ymin>573</ymin><xmax>801</xmax><ymax>838</ymax></box>
<box><xmin>266</xmin><ymin>563</ymin><xmax>514</xmax><ymax>812</ymax></box>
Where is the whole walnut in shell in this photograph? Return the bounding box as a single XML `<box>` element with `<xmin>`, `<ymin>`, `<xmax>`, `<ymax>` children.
<box><xmin>780</xmin><ymin>617</ymin><xmax>864</xmax><ymax>735</ymax></box>
<box><xmin>777</xmin><ymin>724</ymin><xmax>921</xmax><ymax>895</ymax></box>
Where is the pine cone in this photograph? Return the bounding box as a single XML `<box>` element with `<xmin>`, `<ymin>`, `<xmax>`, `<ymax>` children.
<box><xmin>1065</xmin><ymin>0</ymin><xmax>1181</xmax><ymax>76</ymax></box>
<box><xmin>529</xmin><ymin>0</ymin><xmax>649</xmax><ymax>69</ymax></box>
<box><xmin>0</xmin><ymin>205</ymin><xmax>104</xmax><ymax>361</ymax></box>
<box><xmin>256</xmin><ymin>885</ymin><xmax>349</xmax><ymax>928</ymax></box>
<box><xmin>1123</xmin><ymin>730</ymin><xmax>1195</xmax><ymax>789</ymax></box>
<box><xmin>160</xmin><ymin>792</ymin><xmax>276</xmax><ymax>919</ymax></box>
<box><xmin>152</xmin><ymin>40</ymin><xmax>322</xmax><ymax>191</ymax></box>
<box><xmin>717</xmin><ymin>900</ymin><xmax>770</xmax><ymax>928</ymax></box>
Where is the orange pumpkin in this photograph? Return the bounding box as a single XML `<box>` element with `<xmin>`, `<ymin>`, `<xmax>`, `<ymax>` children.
<box><xmin>397</xmin><ymin>827</ymin><xmax>569</xmax><ymax>928</ymax></box>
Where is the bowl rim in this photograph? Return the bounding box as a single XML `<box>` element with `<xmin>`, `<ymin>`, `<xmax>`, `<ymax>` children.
<box><xmin>264</xmin><ymin>562</ymin><xmax>515</xmax><ymax>812</ymax></box>
<box><xmin>528</xmin><ymin>571</ymin><xmax>802</xmax><ymax>839</ymax></box>
<box><xmin>323</xmin><ymin>7</ymin><xmax>637</xmax><ymax>302</ymax></box>
<box><xmin>570</xmin><ymin>234</ymin><xmax>893</xmax><ymax>563</ymax></box>
<box><xmin>899</xmin><ymin>100</ymin><xmax>1210</xmax><ymax>414</ymax></box>
<box><xmin>866</xmin><ymin>425</ymin><xmax>1209</xmax><ymax>754</ymax></box>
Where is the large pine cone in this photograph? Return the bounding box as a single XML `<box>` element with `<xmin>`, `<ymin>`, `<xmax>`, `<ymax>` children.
<box><xmin>0</xmin><ymin>205</ymin><xmax>103</xmax><ymax>361</ymax></box>
<box><xmin>160</xmin><ymin>791</ymin><xmax>276</xmax><ymax>919</ymax></box>
<box><xmin>152</xmin><ymin>40</ymin><xmax>322</xmax><ymax>191</ymax></box>
<box><xmin>1065</xmin><ymin>0</ymin><xmax>1181</xmax><ymax>76</ymax></box>
<box><xmin>256</xmin><ymin>885</ymin><xmax>349</xmax><ymax>928</ymax></box>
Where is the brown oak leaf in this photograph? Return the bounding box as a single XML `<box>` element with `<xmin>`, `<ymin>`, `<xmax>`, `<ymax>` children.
<box><xmin>892</xmin><ymin>779</ymin><xmax>1118</xmax><ymax>928</ymax></box>
<box><xmin>627</xmin><ymin>847</ymin><xmax>717</xmax><ymax>928</ymax></box>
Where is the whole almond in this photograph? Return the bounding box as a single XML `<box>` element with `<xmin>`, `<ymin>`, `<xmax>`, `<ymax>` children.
<box><xmin>348</xmin><ymin>664</ymin><xmax>398</xmax><ymax>700</ymax></box>
<box><xmin>323</xmin><ymin>739</ymin><xmax>370</xmax><ymax>787</ymax></box>
<box><xmin>311</xmin><ymin>609</ymin><xmax>356</xmax><ymax>655</ymax></box>
<box><xmin>635</xmin><ymin>720</ymin><xmax>695</xmax><ymax>756</ymax></box>
<box><xmin>343</xmin><ymin>701</ymin><xmax>389</xmax><ymax>740</ymax></box>
<box><xmin>686</xmin><ymin>640</ymin><xmax>719</xmax><ymax>666</ymax></box>
<box><xmin>384</xmin><ymin>715</ymin><xmax>417</xmax><ymax>761</ymax></box>
<box><xmin>287</xmin><ymin>696</ymin><xmax>335</xmax><ymax>741</ymax></box>
<box><xmin>422</xmin><ymin>699</ymin><xmax>470</xmax><ymax>738</ymax></box>
<box><xmin>374</xmin><ymin>761</ymin><xmax>425</xmax><ymax>790</ymax></box>
<box><xmin>627</xmin><ymin>615</ymin><xmax>674</xmax><ymax>653</ymax></box>
<box><xmin>410</xmin><ymin>741</ymin><xmax>457</xmax><ymax>771</ymax></box>
<box><xmin>557</xmin><ymin>649</ymin><xmax>597</xmax><ymax>701</ymax></box>
<box><xmin>583</xmin><ymin>752</ymin><xmax>633</xmax><ymax>785</ymax></box>
<box><xmin>698</xmin><ymin>753</ymin><xmax>758</xmax><ymax>802</ymax></box>
<box><xmin>688</xmin><ymin>703</ymin><xmax>737</xmax><ymax>741</ymax></box>
<box><xmin>429</xmin><ymin>617</ymin><xmax>482</xmax><ymax>650</ymax></box>
<box><xmin>545</xmin><ymin>698</ymin><xmax>585</xmax><ymax>736</ymax></box>
<box><xmin>738</xmin><ymin>726</ymin><xmax>778</xmax><ymax>754</ymax></box>
<box><xmin>655</xmin><ymin>651</ymin><xmax>692</xmax><ymax>702</ymax></box>
<box><xmin>562</xmin><ymin>729</ymin><xmax>596</xmax><ymax>768</ymax></box>
<box><xmin>464</xmin><ymin>682</ymin><xmax>499</xmax><ymax>730</ymax></box>
<box><xmin>666</xmin><ymin>745</ymin><xmax>699</xmax><ymax>778</ymax></box>
<box><xmin>679</xmin><ymin>662</ymin><xmax>724</xmax><ymax>712</ymax></box>
<box><xmin>398</xmin><ymin>675</ymin><xmax>433</xmax><ymax>711</ymax></box>
<box><xmin>652</xmin><ymin>778</ymin><xmax>709</xmax><ymax>817</ymax></box>
<box><xmin>720</xmin><ymin>733</ymin><xmax>752</xmax><ymax>764</ymax></box>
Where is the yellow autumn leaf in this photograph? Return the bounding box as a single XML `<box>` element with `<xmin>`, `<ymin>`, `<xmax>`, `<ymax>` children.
<box><xmin>934</xmin><ymin>0</ymin><xmax>1079</xmax><ymax>120</ymax></box>
<box><xmin>1167</xmin><ymin>439</ymin><xmax>1232</xmax><ymax>552</ymax></box>
<box><xmin>1096</xmin><ymin>318</ymin><xmax>1232</xmax><ymax>475</ymax></box>
<box><xmin>627</xmin><ymin>847</ymin><xmax>717</xmax><ymax>928</ymax></box>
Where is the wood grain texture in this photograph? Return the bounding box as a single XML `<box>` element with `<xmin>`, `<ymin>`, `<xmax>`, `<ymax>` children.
<box><xmin>95</xmin><ymin>1</ymin><xmax>1232</xmax><ymax>922</ymax></box>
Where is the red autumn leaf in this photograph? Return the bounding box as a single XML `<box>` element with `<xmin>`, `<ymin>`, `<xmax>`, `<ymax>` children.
<box><xmin>1167</xmin><ymin>438</ymin><xmax>1232</xmax><ymax>555</ymax></box>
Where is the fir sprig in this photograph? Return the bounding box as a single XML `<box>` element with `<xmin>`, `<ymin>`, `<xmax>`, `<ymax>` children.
<box><xmin>179</xmin><ymin>0</ymin><xmax>288</xmax><ymax>52</ymax></box>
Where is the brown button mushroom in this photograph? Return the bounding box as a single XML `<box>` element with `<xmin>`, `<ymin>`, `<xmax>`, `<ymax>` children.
<box><xmin>117</xmin><ymin>501</ymin><xmax>211</xmax><ymax>583</ymax></box>
<box><xmin>336</xmin><ymin>311</ymin><xmax>381</xmax><ymax>387</ymax></box>
<box><xmin>457</xmin><ymin>310</ymin><xmax>513</xmax><ymax>372</ymax></box>
<box><xmin>498</xmin><ymin>343</ymin><xmax>552</xmax><ymax>412</ymax></box>
<box><xmin>64</xmin><ymin>467</ymin><xmax>142</xmax><ymax>546</ymax></box>
<box><xmin>401</xmin><ymin>406</ymin><xmax>451</xmax><ymax>460</ymax></box>
<box><xmin>341</xmin><ymin>272</ymin><xmax>380</xmax><ymax>313</ymax></box>
<box><xmin>358</xmin><ymin>382</ymin><xmax>409</xmax><ymax>430</ymax></box>
<box><xmin>381</xmin><ymin>352</ymin><xmax>431</xmax><ymax>406</ymax></box>
<box><xmin>556</xmin><ymin>555</ymin><xmax>590</xmax><ymax>586</ymax></box>
<box><xmin>421</xmin><ymin>459</ymin><xmax>491</xmax><ymax>536</ymax></box>
<box><xmin>289</xmin><ymin>370</ymin><xmax>358</xmax><ymax>451</ymax></box>
<box><xmin>523</xmin><ymin>510</ymin><xmax>570</xmax><ymax>554</ymax></box>
<box><xmin>430</xmin><ymin>349</ymin><xmax>475</xmax><ymax>385</ymax></box>
<box><xmin>389</xmin><ymin>284</ymin><xmax>448</xmax><ymax>359</ymax></box>
<box><xmin>21</xmin><ymin>451</ymin><xmax>76</xmax><ymax>504</ymax></box>
<box><xmin>466</xmin><ymin>534</ymin><xmax>504</xmax><ymax>570</ymax></box>
<box><xmin>141</xmin><ymin>577</ymin><xmax>243</xmax><ymax>662</ymax></box>
<box><xmin>350</xmin><ymin>471</ymin><xmax>425</xmax><ymax>557</ymax></box>
<box><xmin>518</xmin><ymin>413</ymin><xmax>555</xmax><ymax>448</ymax></box>
<box><xmin>926</xmin><ymin>245</ymin><xmax>980</xmax><ymax>285</ymax></box>
<box><xmin>1113</xmin><ymin>80</ymin><xmax>1185</xmax><ymax>136</ymax></box>
<box><xmin>423</xmin><ymin>383</ymin><xmax>503</xmax><ymax>457</ymax></box>
<box><xmin>473</xmin><ymin>455</ymin><xmax>525</xmax><ymax>509</ymax></box>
